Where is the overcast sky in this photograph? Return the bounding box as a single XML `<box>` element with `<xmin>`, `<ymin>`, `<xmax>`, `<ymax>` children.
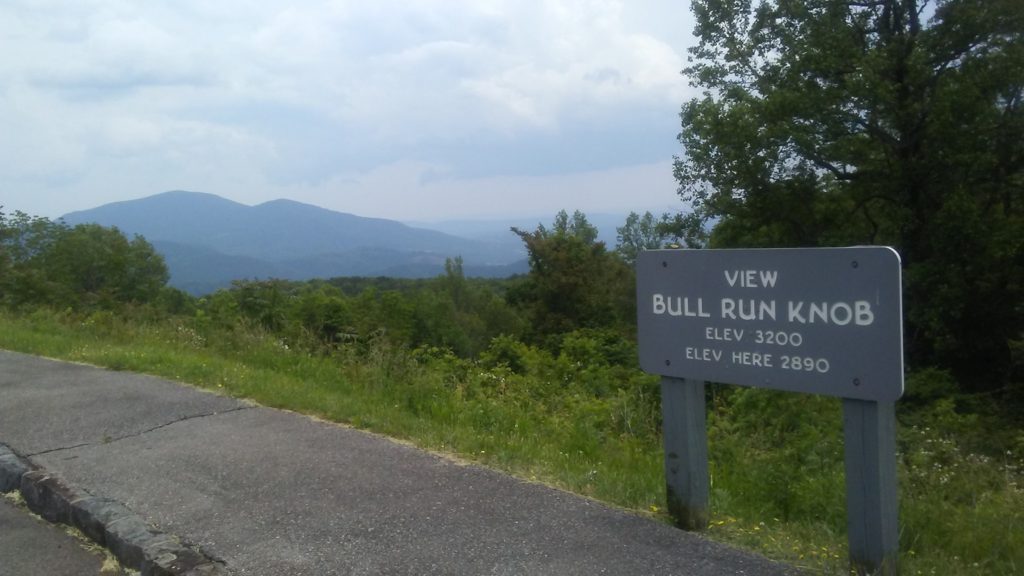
<box><xmin>2</xmin><ymin>1</ymin><xmax>696</xmax><ymax>223</ymax></box>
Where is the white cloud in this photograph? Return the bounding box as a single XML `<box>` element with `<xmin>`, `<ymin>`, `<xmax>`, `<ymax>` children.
<box><xmin>0</xmin><ymin>0</ymin><xmax>695</xmax><ymax>220</ymax></box>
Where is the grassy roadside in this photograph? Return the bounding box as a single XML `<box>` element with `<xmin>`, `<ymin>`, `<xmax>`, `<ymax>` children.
<box><xmin>1</xmin><ymin>308</ymin><xmax>1020</xmax><ymax>575</ymax></box>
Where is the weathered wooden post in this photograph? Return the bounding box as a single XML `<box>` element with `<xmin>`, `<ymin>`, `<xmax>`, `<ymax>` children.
<box><xmin>636</xmin><ymin>247</ymin><xmax>903</xmax><ymax>576</ymax></box>
<box><xmin>843</xmin><ymin>399</ymin><xmax>900</xmax><ymax>575</ymax></box>
<box><xmin>660</xmin><ymin>376</ymin><xmax>709</xmax><ymax>530</ymax></box>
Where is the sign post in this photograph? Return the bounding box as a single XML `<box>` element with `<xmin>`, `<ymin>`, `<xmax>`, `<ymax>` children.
<box><xmin>843</xmin><ymin>399</ymin><xmax>900</xmax><ymax>575</ymax></box>
<box><xmin>660</xmin><ymin>376</ymin><xmax>709</xmax><ymax>530</ymax></box>
<box><xmin>636</xmin><ymin>247</ymin><xmax>903</xmax><ymax>575</ymax></box>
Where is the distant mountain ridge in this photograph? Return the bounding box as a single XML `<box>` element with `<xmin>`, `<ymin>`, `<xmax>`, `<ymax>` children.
<box><xmin>63</xmin><ymin>191</ymin><xmax>527</xmax><ymax>294</ymax></box>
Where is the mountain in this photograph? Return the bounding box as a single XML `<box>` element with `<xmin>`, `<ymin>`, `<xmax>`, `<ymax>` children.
<box><xmin>63</xmin><ymin>191</ymin><xmax>527</xmax><ymax>294</ymax></box>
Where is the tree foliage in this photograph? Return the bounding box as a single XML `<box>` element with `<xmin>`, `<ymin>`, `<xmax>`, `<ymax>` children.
<box><xmin>511</xmin><ymin>210</ymin><xmax>635</xmax><ymax>345</ymax></box>
<box><xmin>674</xmin><ymin>0</ymin><xmax>1024</xmax><ymax>392</ymax></box>
<box><xmin>0</xmin><ymin>210</ymin><xmax>168</xmax><ymax>310</ymax></box>
<box><xmin>615</xmin><ymin>211</ymin><xmax>672</xmax><ymax>264</ymax></box>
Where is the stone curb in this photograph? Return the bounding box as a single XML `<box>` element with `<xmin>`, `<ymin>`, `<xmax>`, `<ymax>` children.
<box><xmin>0</xmin><ymin>444</ymin><xmax>33</xmax><ymax>492</ymax></box>
<box><xmin>0</xmin><ymin>443</ymin><xmax>228</xmax><ymax>576</ymax></box>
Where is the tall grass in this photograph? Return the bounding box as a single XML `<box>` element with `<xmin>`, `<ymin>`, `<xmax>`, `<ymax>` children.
<box><xmin>0</xmin><ymin>308</ymin><xmax>1020</xmax><ymax>575</ymax></box>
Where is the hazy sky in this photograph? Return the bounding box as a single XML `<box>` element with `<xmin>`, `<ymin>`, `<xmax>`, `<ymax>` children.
<box><xmin>2</xmin><ymin>1</ymin><xmax>697</xmax><ymax>222</ymax></box>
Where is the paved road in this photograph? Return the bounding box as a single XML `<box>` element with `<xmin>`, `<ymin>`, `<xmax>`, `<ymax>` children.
<box><xmin>0</xmin><ymin>496</ymin><xmax>121</xmax><ymax>576</ymax></box>
<box><xmin>0</xmin><ymin>350</ymin><xmax>797</xmax><ymax>575</ymax></box>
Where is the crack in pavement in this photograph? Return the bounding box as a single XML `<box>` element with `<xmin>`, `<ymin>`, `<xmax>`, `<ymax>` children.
<box><xmin>27</xmin><ymin>442</ymin><xmax>93</xmax><ymax>457</ymax></box>
<box><xmin>25</xmin><ymin>405</ymin><xmax>255</xmax><ymax>458</ymax></box>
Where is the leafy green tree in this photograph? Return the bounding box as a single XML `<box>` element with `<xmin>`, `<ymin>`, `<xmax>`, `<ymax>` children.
<box><xmin>0</xmin><ymin>208</ymin><xmax>8</xmax><ymax>279</ymax></box>
<box><xmin>0</xmin><ymin>211</ymin><xmax>65</xmax><ymax>307</ymax></box>
<box><xmin>230</xmin><ymin>279</ymin><xmax>293</xmax><ymax>333</ymax></box>
<box><xmin>44</xmin><ymin>224</ymin><xmax>170</xmax><ymax>310</ymax></box>
<box><xmin>511</xmin><ymin>210</ymin><xmax>634</xmax><ymax>344</ymax></box>
<box><xmin>674</xmin><ymin>0</ymin><xmax>1024</xmax><ymax>392</ymax></box>
<box><xmin>615</xmin><ymin>211</ymin><xmax>672</xmax><ymax>264</ymax></box>
<box><xmin>416</xmin><ymin>257</ymin><xmax>524</xmax><ymax>356</ymax></box>
<box><xmin>0</xmin><ymin>213</ymin><xmax>168</xmax><ymax>311</ymax></box>
<box><xmin>292</xmin><ymin>284</ymin><xmax>354</xmax><ymax>346</ymax></box>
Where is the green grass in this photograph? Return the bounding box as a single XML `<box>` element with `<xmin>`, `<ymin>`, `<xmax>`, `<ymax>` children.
<box><xmin>1</xmin><ymin>308</ymin><xmax>1020</xmax><ymax>575</ymax></box>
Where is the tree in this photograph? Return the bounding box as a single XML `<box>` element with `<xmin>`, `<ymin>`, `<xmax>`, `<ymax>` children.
<box><xmin>674</xmin><ymin>0</ymin><xmax>1024</xmax><ymax>392</ymax></box>
<box><xmin>510</xmin><ymin>210</ymin><xmax>634</xmax><ymax>344</ymax></box>
<box><xmin>45</xmin><ymin>224</ymin><xmax>170</xmax><ymax>310</ymax></box>
<box><xmin>0</xmin><ymin>208</ymin><xmax>8</xmax><ymax>279</ymax></box>
<box><xmin>0</xmin><ymin>211</ymin><xmax>68</xmax><ymax>308</ymax></box>
<box><xmin>0</xmin><ymin>214</ymin><xmax>169</xmax><ymax>311</ymax></box>
<box><xmin>415</xmin><ymin>257</ymin><xmax>524</xmax><ymax>356</ymax></box>
<box><xmin>615</xmin><ymin>211</ymin><xmax>671</xmax><ymax>264</ymax></box>
<box><xmin>231</xmin><ymin>279</ymin><xmax>292</xmax><ymax>333</ymax></box>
